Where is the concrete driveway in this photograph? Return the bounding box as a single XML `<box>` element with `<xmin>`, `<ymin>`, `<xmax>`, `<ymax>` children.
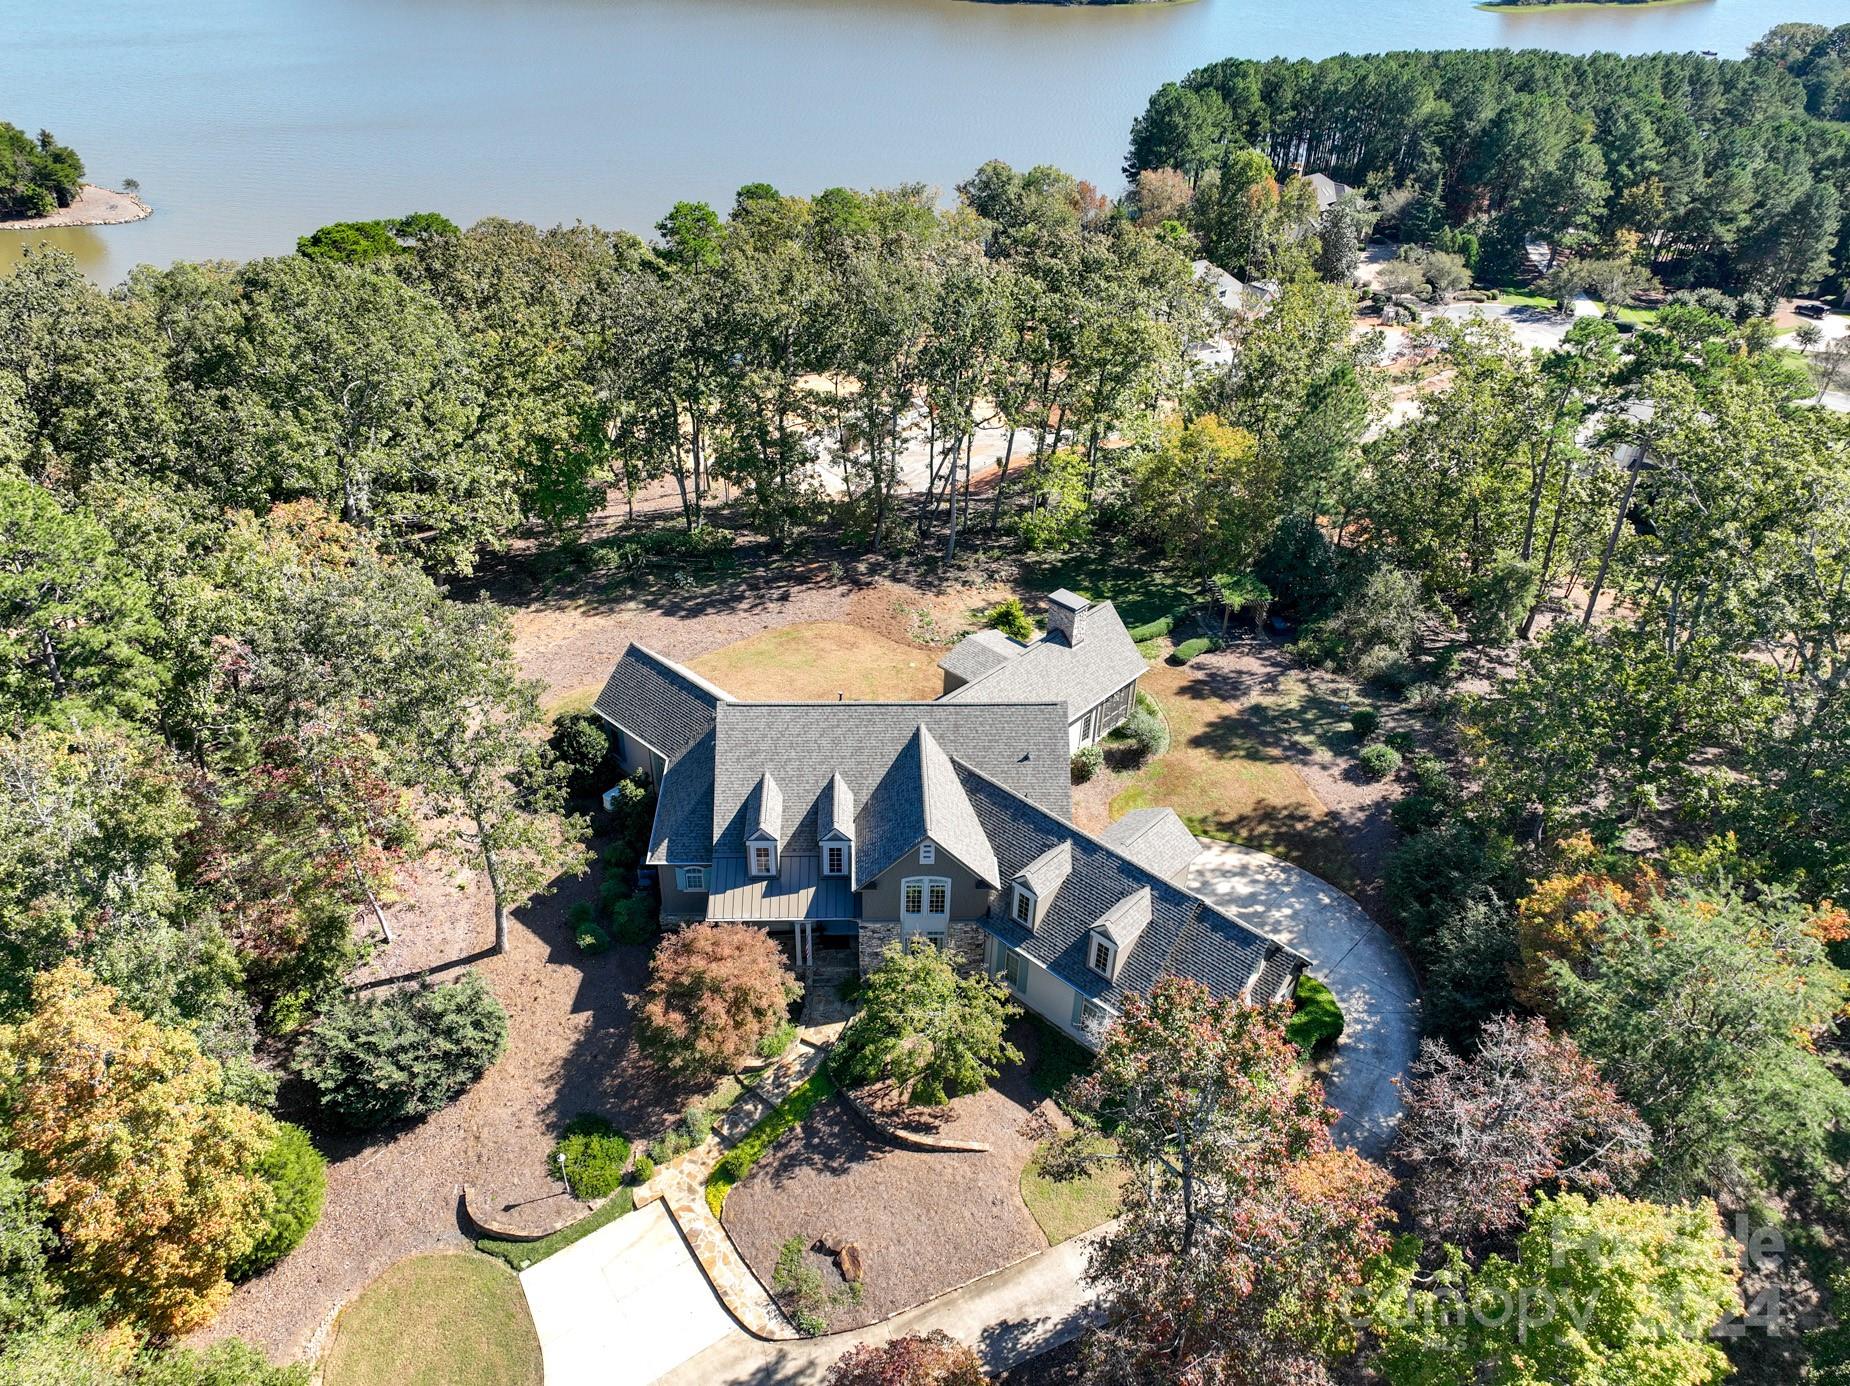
<box><xmin>1186</xmin><ymin>842</ymin><xmax>1421</xmax><ymax>1158</ymax></box>
<box><xmin>521</xmin><ymin>1201</ymin><xmax>737</xmax><ymax>1386</ymax></box>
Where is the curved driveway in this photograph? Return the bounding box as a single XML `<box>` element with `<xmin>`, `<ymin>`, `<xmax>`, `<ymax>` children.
<box><xmin>1186</xmin><ymin>841</ymin><xmax>1421</xmax><ymax>1158</ymax></box>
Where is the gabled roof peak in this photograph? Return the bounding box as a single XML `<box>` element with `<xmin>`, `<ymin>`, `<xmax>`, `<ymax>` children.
<box><xmin>749</xmin><ymin>771</ymin><xmax>783</xmax><ymax>843</ymax></box>
<box><xmin>1095</xmin><ymin>887</ymin><xmax>1153</xmax><ymax>949</ymax></box>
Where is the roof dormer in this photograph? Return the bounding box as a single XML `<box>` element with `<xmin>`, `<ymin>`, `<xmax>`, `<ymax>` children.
<box><xmin>1088</xmin><ymin>888</ymin><xmax>1152</xmax><ymax>983</ymax></box>
<box><xmin>819</xmin><ymin>773</ymin><xmax>854</xmax><ymax>878</ymax></box>
<box><xmin>747</xmin><ymin>771</ymin><xmax>782</xmax><ymax>876</ymax></box>
<box><xmin>1010</xmin><ymin>841</ymin><xmax>1072</xmax><ymax>933</ymax></box>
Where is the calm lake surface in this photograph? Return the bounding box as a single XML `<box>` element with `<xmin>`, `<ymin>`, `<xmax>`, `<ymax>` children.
<box><xmin>1</xmin><ymin>0</ymin><xmax>1840</xmax><ymax>281</ymax></box>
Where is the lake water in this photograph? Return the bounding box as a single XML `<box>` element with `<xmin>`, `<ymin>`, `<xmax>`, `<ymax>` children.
<box><xmin>1</xmin><ymin>0</ymin><xmax>1838</xmax><ymax>281</ymax></box>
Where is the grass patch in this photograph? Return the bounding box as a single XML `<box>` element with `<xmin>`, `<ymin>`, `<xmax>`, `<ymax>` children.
<box><xmin>1285</xmin><ymin>974</ymin><xmax>1345</xmax><ymax>1055</ymax></box>
<box><xmin>706</xmin><ymin>1066</ymin><xmax>838</xmax><ymax>1218</ymax></box>
<box><xmin>321</xmin><ymin>1252</ymin><xmax>540</xmax><ymax>1386</ymax></box>
<box><xmin>1020</xmin><ymin>1138</ymin><xmax>1126</xmax><ymax>1244</ymax></box>
<box><xmin>475</xmin><ymin>1187</ymin><xmax>635</xmax><ymax>1271</ymax></box>
<box><xmin>688</xmin><ymin>621</ymin><xmax>942</xmax><ymax>702</ymax></box>
<box><xmin>1021</xmin><ymin>551</ymin><xmax>1199</xmax><ymax>632</ymax></box>
<box><xmin>1108</xmin><ymin>660</ymin><xmax>1357</xmax><ymax>890</ymax></box>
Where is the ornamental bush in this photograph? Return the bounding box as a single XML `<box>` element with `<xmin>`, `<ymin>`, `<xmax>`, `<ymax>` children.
<box><xmin>1170</xmin><ymin>637</ymin><xmax>1212</xmax><ymax>664</ymax></box>
<box><xmin>1071</xmin><ymin>745</ymin><xmax>1103</xmax><ymax>783</ymax></box>
<box><xmin>1125</xmin><ymin>613</ymin><xmax>1176</xmax><ymax>643</ymax></box>
<box><xmin>1359</xmin><ymin>743</ymin><xmax>1403</xmax><ymax>780</ymax></box>
<box><xmin>984</xmin><ymin>597</ymin><xmax>1035</xmax><ymax>643</ymax></box>
<box><xmin>291</xmin><ymin>970</ymin><xmax>508</xmax><ymax>1129</ymax></box>
<box><xmin>637</xmin><ymin>924</ymin><xmax>800</xmax><ymax>1079</ymax></box>
<box><xmin>551</xmin><ymin>1114</ymin><xmax>631</xmax><ymax>1200</ymax></box>
<box><xmin>1350</xmin><ymin>706</ymin><xmax>1379</xmax><ymax>739</ymax></box>
<box><xmin>231</xmin><ymin>1122</ymin><xmax>327</xmax><ymax>1280</ymax></box>
<box><xmin>1123</xmin><ymin>705</ymin><xmax>1169</xmax><ymax>761</ymax></box>
<box><xmin>548</xmin><ymin>711</ymin><xmax>615</xmax><ymax>801</ymax></box>
<box><xmin>1284</xmin><ymin>975</ymin><xmax>1344</xmax><ymax>1054</ymax></box>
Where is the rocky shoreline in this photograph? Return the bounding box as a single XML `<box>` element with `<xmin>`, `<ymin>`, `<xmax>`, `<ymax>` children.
<box><xmin>1</xmin><ymin>183</ymin><xmax>150</xmax><ymax>231</ymax></box>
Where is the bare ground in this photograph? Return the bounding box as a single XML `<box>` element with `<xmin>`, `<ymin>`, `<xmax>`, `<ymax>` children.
<box><xmin>1</xmin><ymin>183</ymin><xmax>151</xmax><ymax>228</ymax></box>
<box><xmin>723</xmin><ymin>1054</ymin><xmax>1050</xmax><ymax>1332</ymax></box>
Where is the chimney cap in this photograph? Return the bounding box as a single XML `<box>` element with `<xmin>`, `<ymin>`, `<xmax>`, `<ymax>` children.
<box><xmin>1047</xmin><ymin>588</ymin><xmax>1090</xmax><ymax>612</ymax></box>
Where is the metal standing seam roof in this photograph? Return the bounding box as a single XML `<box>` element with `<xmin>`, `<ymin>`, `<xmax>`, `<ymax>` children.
<box><xmin>1100</xmin><ymin>808</ymin><xmax>1204</xmax><ymax>884</ymax></box>
<box><xmin>939</xmin><ymin>600</ymin><xmax>1148</xmax><ymax>721</ymax></box>
<box><xmin>593</xmin><ymin>644</ymin><xmax>733</xmax><ymax>762</ymax></box>
<box><xmin>954</xmin><ymin>759</ymin><xmax>1307</xmax><ymax>1011</ymax></box>
<box><xmin>704</xmin><ymin>852</ymin><xmax>856</xmax><ymax>922</ymax></box>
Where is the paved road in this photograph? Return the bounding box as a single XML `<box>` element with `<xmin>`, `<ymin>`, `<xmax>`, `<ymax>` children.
<box><xmin>1186</xmin><ymin>841</ymin><xmax>1422</xmax><ymax>1158</ymax></box>
<box><xmin>656</xmin><ymin>1225</ymin><xmax>1106</xmax><ymax>1386</ymax></box>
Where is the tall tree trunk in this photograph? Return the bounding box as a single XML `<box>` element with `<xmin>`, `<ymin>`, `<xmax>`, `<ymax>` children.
<box><xmin>990</xmin><ymin>425</ymin><xmax>1018</xmax><ymax>530</ymax></box>
<box><xmin>1583</xmin><ymin>462</ymin><xmax>1643</xmax><ymax>629</ymax></box>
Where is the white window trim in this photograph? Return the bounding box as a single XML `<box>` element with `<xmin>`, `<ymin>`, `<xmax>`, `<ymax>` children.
<box><xmin>823</xmin><ymin>842</ymin><xmax>849</xmax><ymax>877</ymax></box>
<box><xmin>749</xmin><ymin>841</ymin><xmax>776</xmax><ymax>877</ymax></box>
<box><xmin>1012</xmin><ymin>884</ymin><xmax>1036</xmax><ymax>928</ymax></box>
<box><xmin>900</xmin><ymin>875</ymin><xmax>951</xmax><ymax>941</ymax></box>
<box><xmin>1088</xmin><ymin>934</ymin><xmax>1117</xmax><ymax>979</ymax></box>
<box><xmin>680</xmin><ymin>865</ymin><xmax>707</xmax><ymax>893</ymax></box>
<box><xmin>918</xmin><ymin>842</ymin><xmax>936</xmax><ymax>865</ymax></box>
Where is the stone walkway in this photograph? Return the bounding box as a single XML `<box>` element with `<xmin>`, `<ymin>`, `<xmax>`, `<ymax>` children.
<box><xmin>631</xmin><ymin>1029</ymin><xmax>843</xmax><ymax>1342</ymax></box>
<box><xmin>1185</xmin><ymin>840</ymin><xmax>1421</xmax><ymax>1157</ymax></box>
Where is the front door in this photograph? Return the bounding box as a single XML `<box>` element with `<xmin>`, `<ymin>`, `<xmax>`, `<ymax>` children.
<box><xmin>900</xmin><ymin>876</ymin><xmax>950</xmax><ymax>945</ymax></box>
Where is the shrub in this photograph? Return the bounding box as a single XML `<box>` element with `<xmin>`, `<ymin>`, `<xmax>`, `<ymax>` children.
<box><xmin>608</xmin><ymin>895</ymin><xmax>656</xmax><ymax>947</ymax></box>
<box><xmin>1349</xmin><ymin>706</ymin><xmax>1379</xmax><ymax>739</ymax></box>
<box><xmin>984</xmin><ymin>597</ymin><xmax>1035</xmax><ymax>643</ymax></box>
<box><xmin>1071</xmin><ymin>745</ymin><xmax>1103</xmax><ymax>783</ymax></box>
<box><xmin>824</xmin><ymin>1332</ymin><xmax>988</xmax><ymax>1386</ymax></box>
<box><xmin>548</xmin><ymin>711</ymin><xmax>615</xmax><ymax>801</ymax></box>
<box><xmin>231</xmin><ymin>1122</ymin><xmax>326</xmax><ymax>1280</ymax></box>
<box><xmin>551</xmin><ymin>1114</ymin><xmax>631</xmax><ymax>1200</ymax></box>
<box><xmin>1403</xmin><ymin>681</ymin><xmax>1452</xmax><ymax>717</ymax></box>
<box><xmin>1384</xmin><ymin>819</ymin><xmax>1519</xmax><ymax>945</ymax></box>
<box><xmin>1358</xmin><ymin>743</ymin><xmax>1403</xmax><ymax>780</ymax></box>
<box><xmin>1126</xmin><ymin>613</ymin><xmax>1176</xmax><ymax>643</ymax></box>
<box><xmin>1123</xmin><ymin>705</ymin><xmax>1169</xmax><ymax>761</ymax></box>
<box><xmin>833</xmin><ymin>939</ymin><xmax>1020</xmax><ymax>1106</ymax></box>
<box><xmin>628</xmin><ymin>1153</ymin><xmax>656</xmax><ymax>1186</ymax></box>
<box><xmin>1170</xmin><ymin>637</ymin><xmax>1212</xmax><ymax>664</ymax></box>
<box><xmin>291</xmin><ymin>971</ymin><xmax>508</xmax><ymax>1129</ymax></box>
<box><xmin>1390</xmin><ymin>791</ymin><xmax>1449</xmax><ymax>837</ymax></box>
<box><xmin>1408</xmin><ymin>751</ymin><xmax>1458</xmax><ymax>801</ymax></box>
<box><xmin>756</xmin><ymin>1020</ymin><xmax>797</xmax><ymax>1061</ymax></box>
<box><xmin>774</xmin><ymin>1236</ymin><xmax>836</xmax><ymax>1336</ymax></box>
<box><xmin>1284</xmin><ymin>975</ymin><xmax>1345</xmax><ymax>1054</ymax></box>
<box><xmin>569</xmin><ymin>901</ymin><xmax>610</xmax><ymax>955</ymax></box>
<box><xmin>637</xmin><ymin>924</ymin><xmax>800</xmax><ymax>1079</ymax></box>
<box><xmin>684</xmin><ymin>1105</ymin><xmax>715</xmax><ymax>1145</ymax></box>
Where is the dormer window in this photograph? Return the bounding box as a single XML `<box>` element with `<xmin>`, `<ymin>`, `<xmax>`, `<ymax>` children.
<box><xmin>750</xmin><ymin>842</ymin><xmax>775</xmax><ymax>876</ymax></box>
<box><xmin>919</xmin><ymin>842</ymin><xmax>936</xmax><ymax>865</ymax></box>
<box><xmin>1088</xmin><ymin>935</ymin><xmax>1117</xmax><ymax>978</ymax></box>
<box><xmin>1012</xmin><ymin>884</ymin><xmax>1036</xmax><ymax>928</ymax></box>
<box><xmin>824</xmin><ymin>842</ymin><xmax>849</xmax><ymax>876</ymax></box>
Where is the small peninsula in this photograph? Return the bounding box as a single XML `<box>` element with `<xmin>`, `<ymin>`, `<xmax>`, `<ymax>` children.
<box><xmin>0</xmin><ymin>121</ymin><xmax>148</xmax><ymax>228</ymax></box>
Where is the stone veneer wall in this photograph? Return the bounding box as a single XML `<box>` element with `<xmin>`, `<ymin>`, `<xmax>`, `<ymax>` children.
<box><xmin>857</xmin><ymin>920</ymin><xmax>987</xmax><ymax>974</ymax></box>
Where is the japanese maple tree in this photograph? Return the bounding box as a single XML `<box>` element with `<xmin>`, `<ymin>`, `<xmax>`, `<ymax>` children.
<box><xmin>636</xmin><ymin>923</ymin><xmax>800</xmax><ymax>1079</ymax></box>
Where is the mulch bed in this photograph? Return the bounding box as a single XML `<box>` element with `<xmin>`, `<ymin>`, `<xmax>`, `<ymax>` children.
<box><xmin>722</xmin><ymin>1058</ymin><xmax>1051</xmax><ymax>1332</ymax></box>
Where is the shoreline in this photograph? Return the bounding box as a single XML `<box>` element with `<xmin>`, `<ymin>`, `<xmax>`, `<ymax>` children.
<box><xmin>0</xmin><ymin>183</ymin><xmax>151</xmax><ymax>231</ymax></box>
<box><xmin>1477</xmin><ymin>0</ymin><xmax>1707</xmax><ymax>11</ymax></box>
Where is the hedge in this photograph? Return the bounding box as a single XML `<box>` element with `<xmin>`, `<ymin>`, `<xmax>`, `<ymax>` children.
<box><xmin>476</xmin><ymin>1187</ymin><xmax>635</xmax><ymax>1270</ymax></box>
<box><xmin>1285</xmin><ymin>975</ymin><xmax>1345</xmax><ymax>1054</ymax></box>
<box><xmin>1170</xmin><ymin>638</ymin><xmax>1212</xmax><ymax>664</ymax></box>
<box><xmin>705</xmin><ymin>1067</ymin><xmax>837</xmax><ymax>1217</ymax></box>
<box><xmin>1126</xmin><ymin>613</ymin><xmax>1177</xmax><ymax>643</ymax></box>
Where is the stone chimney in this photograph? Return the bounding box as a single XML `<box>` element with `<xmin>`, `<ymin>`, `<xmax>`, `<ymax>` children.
<box><xmin>1046</xmin><ymin>589</ymin><xmax>1091</xmax><ymax>646</ymax></box>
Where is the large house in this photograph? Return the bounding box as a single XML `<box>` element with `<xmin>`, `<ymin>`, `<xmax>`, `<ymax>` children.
<box><xmin>593</xmin><ymin>592</ymin><xmax>1307</xmax><ymax>1048</ymax></box>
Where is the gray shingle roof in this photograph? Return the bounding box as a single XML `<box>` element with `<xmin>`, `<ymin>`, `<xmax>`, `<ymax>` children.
<box><xmin>1096</xmin><ymin>888</ymin><xmax>1152</xmax><ymax>949</ymax></box>
<box><xmin>749</xmin><ymin>772</ymin><xmax>783</xmax><ymax>843</ymax></box>
<box><xmin>915</xmin><ymin>725</ymin><xmax>999</xmax><ymax>886</ymax></box>
<box><xmin>940</xmin><ymin>600</ymin><xmax>1146</xmax><ymax>722</ymax></box>
<box><xmin>594</xmin><ymin>644</ymin><xmax>732</xmax><ymax>762</ymax></box>
<box><xmin>938</xmin><ymin>628</ymin><xmax>1025</xmax><ymax>685</ymax></box>
<box><xmin>1015</xmin><ymin>840</ymin><xmax>1073</xmax><ymax>901</ymax></box>
<box><xmin>957</xmin><ymin>761</ymin><xmax>1305</xmax><ymax>1010</ymax></box>
<box><xmin>706</xmin><ymin>852</ymin><xmax>856</xmax><ymax>922</ymax></box>
<box><xmin>1100</xmin><ymin>809</ymin><xmax>1202</xmax><ymax>884</ymax></box>
<box><xmin>820</xmin><ymin>773</ymin><xmax>854</xmax><ymax>841</ymax></box>
<box><xmin>646</xmin><ymin>728</ymin><xmax>714</xmax><ymax>864</ymax></box>
<box><xmin>708</xmin><ymin>701</ymin><xmax>1071</xmax><ymax>865</ymax></box>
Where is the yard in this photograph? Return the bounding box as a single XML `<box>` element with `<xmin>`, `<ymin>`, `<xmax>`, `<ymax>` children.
<box><xmin>1020</xmin><ymin>1138</ymin><xmax>1126</xmax><ymax>1245</ymax></box>
<box><xmin>687</xmin><ymin>620</ymin><xmax>944</xmax><ymax>701</ymax></box>
<box><xmin>1092</xmin><ymin>651</ymin><xmax>1362</xmax><ymax>893</ymax></box>
<box><xmin>319</xmin><ymin>1253</ymin><xmax>541</xmax><ymax>1386</ymax></box>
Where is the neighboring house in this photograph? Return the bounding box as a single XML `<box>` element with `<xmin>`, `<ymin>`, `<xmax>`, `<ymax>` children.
<box><xmin>592</xmin><ymin>592</ymin><xmax>1308</xmax><ymax>1049</ymax></box>
<box><xmin>1303</xmin><ymin>171</ymin><xmax>1355</xmax><ymax>213</ymax></box>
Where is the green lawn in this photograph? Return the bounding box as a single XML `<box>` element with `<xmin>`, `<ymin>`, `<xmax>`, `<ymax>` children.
<box><xmin>1020</xmin><ymin>1138</ymin><xmax>1126</xmax><ymax>1244</ymax></box>
<box><xmin>1493</xmin><ymin>289</ymin><xmax>1659</xmax><ymax>325</ymax></box>
<box><xmin>476</xmin><ymin>1188</ymin><xmax>635</xmax><ymax>1271</ymax></box>
<box><xmin>1108</xmin><ymin>659</ymin><xmax>1357</xmax><ymax>891</ymax></box>
<box><xmin>1020</xmin><ymin>551</ymin><xmax>1199</xmax><ymax>632</ymax></box>
<box><xmin>321</xmin><ymin>1253</ymin><xmax>541</xmax><ymax>1386</ymax></box>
